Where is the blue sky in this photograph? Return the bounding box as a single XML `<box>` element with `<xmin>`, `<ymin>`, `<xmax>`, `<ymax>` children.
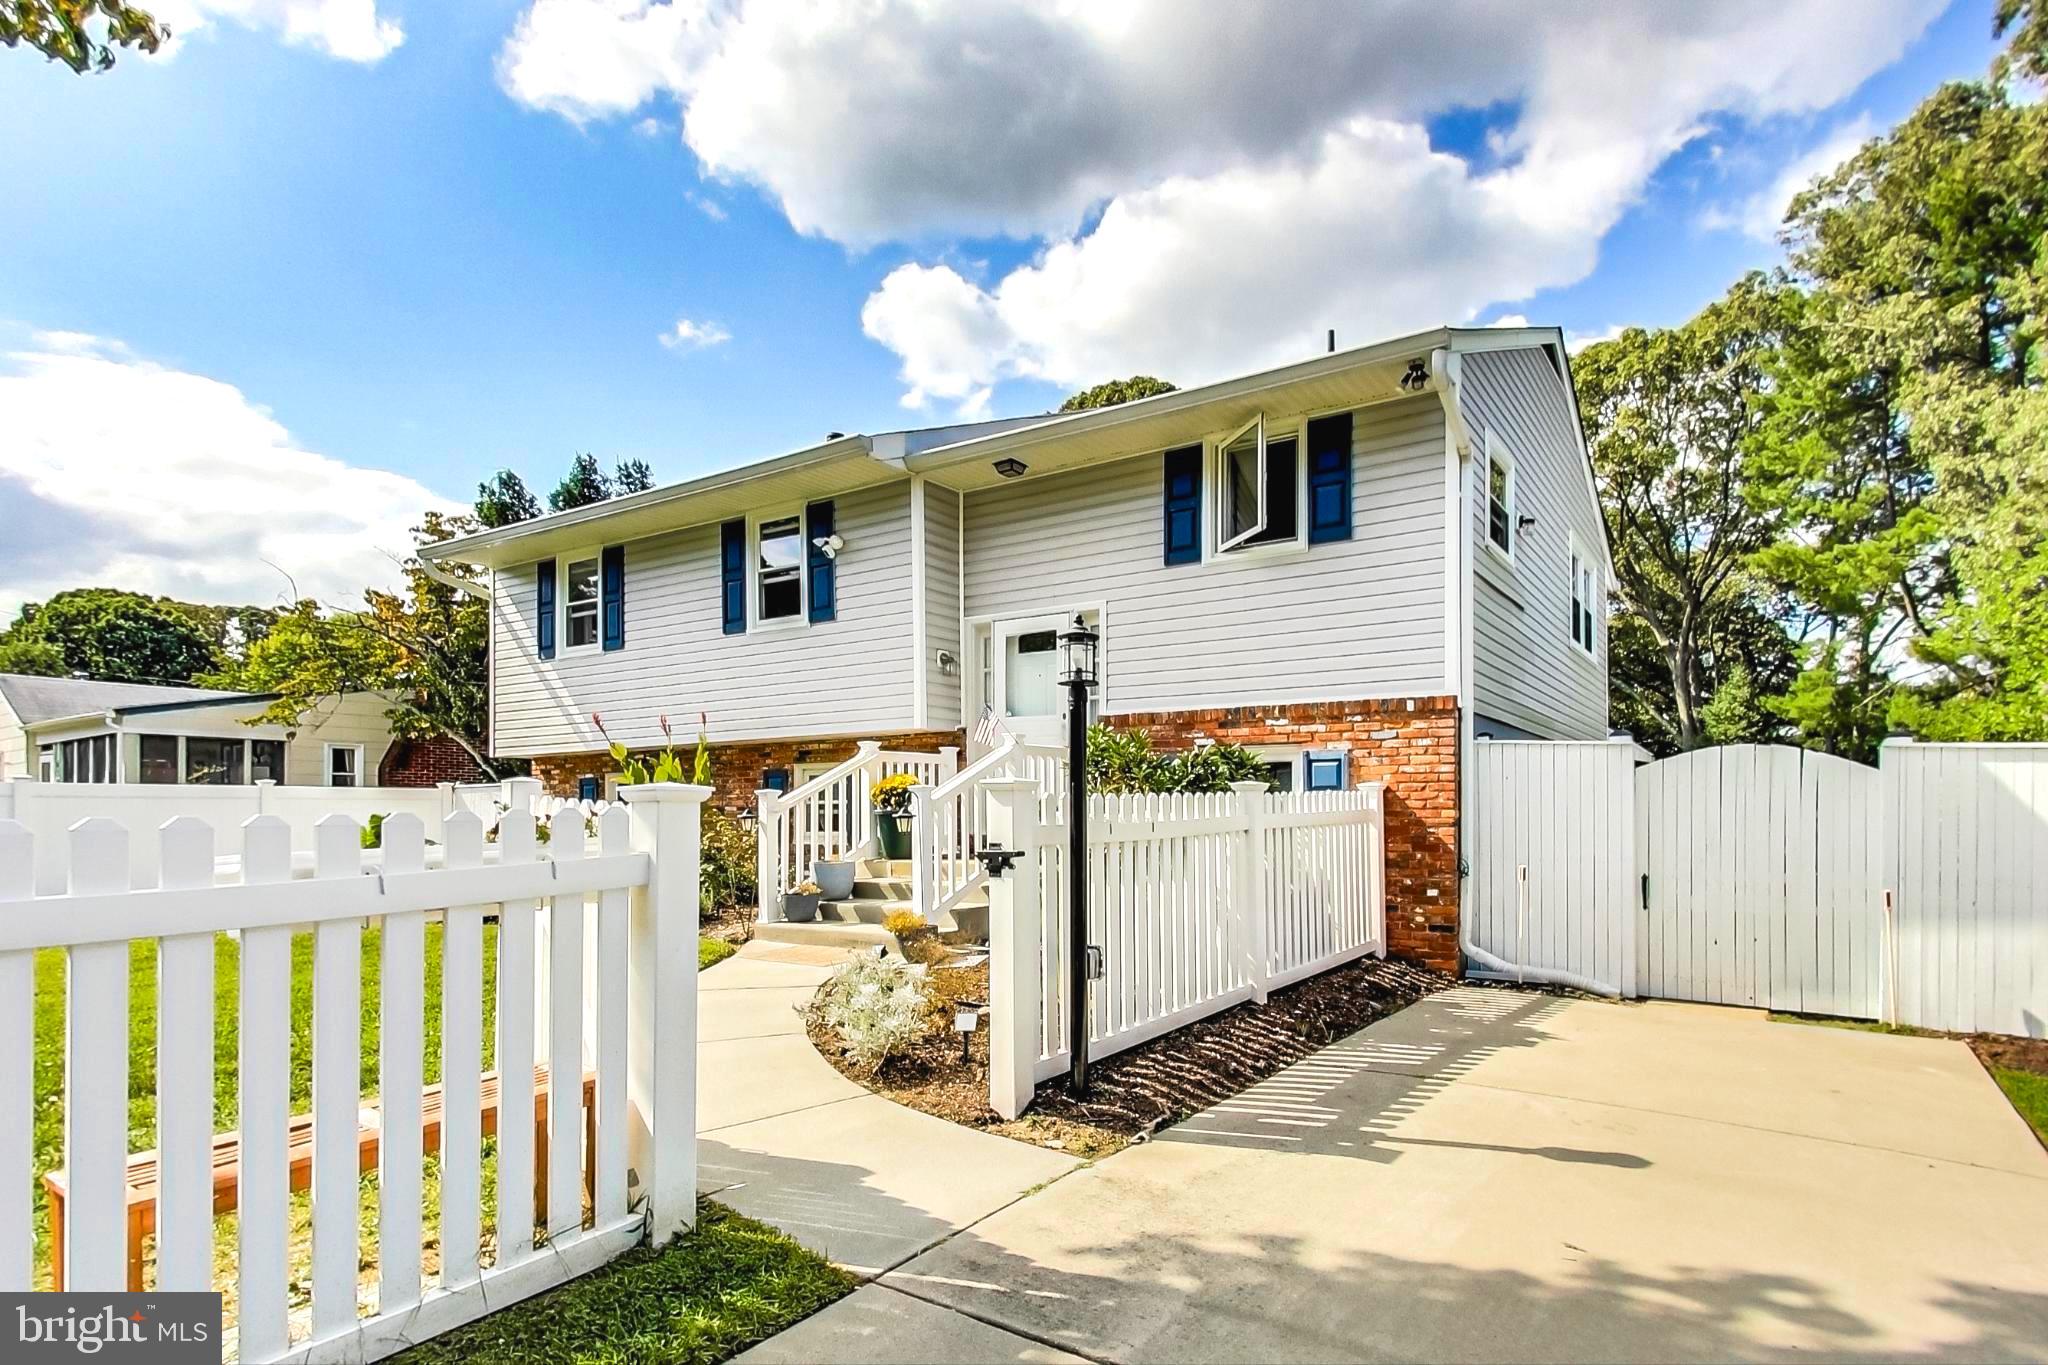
<box><xmin>0</xmin><ymin>0</ymin><xmax>2005</xmax><ymax>613</ymax></box>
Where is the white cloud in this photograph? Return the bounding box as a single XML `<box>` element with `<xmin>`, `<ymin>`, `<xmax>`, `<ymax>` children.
<box><xmin>1700</xmin><ymin>114</ymin><xmax>1876</xmax><ymax>241</ymax></box>
<box><xmin>497</xmin><ymin>0</ymin><xmax>1940</xmax><ymax>398</ymax></box>
<box><xmin>685</xmin><ymin>190</ymin><xmax>727</xmax><ymax>221</ymax></box>
<box><xmin>152</xmin><ymin>0</ymin><xmax>405</xmax><ymax>62</ymax></box>
<box><xmin>1565</xmin><ymin>324</ymin><xmax>1630</xmax><ymax>354</ymax></box>
<box><xmin>1486</xmin><ymin>314</ymin><xmax>1532</xmax><ymax>329</ymax></box>
<box><xmin>659</xmin><ymin>316</ymin><xmax>731</xmax><ymax>350</ymax></box>
<box><xmin>0</xmin><ymin>333</ymin><xmax>445</xmax><ymax>620</ymax></box>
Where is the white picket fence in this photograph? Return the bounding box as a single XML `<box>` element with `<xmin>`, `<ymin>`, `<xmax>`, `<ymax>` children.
<box><xmin>3</xmin><ymin>778</ymin><xmax>464</xmax><ymax>895</ymax></box>
<box><xmin>1468</xmin><ymin>738</ymin><xmax>2048</xmax><ymax>1037</ymax></box>
<box><xmin>983</xmin><ymin>780</ymin><xmax>1386</xmax><ymax>1119</ymax></box>
<box><xmin>0</xmin><ymin>784</ymin><xmax>708</xmax><ymax>1362</ymax></box>
<box><xmin>754</xmin><ymin>742</ymin><xmax>958</xmax><ymax>914</ymax></box>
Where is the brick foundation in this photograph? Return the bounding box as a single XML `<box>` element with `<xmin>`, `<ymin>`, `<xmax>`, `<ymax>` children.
<box><xmin>1108</xmin><ymin>697</ymin><xmax>1461</xmax><ymax>972</ymax></box>
<box><xmin>377</xmin><ymin>736</ymin><xmax>487</xmax><ymax>787</ymax></box>
<box><xmin>530</xmin><ymin>730</ymin><xmax>968</xmax><ymax>814</ymax></box>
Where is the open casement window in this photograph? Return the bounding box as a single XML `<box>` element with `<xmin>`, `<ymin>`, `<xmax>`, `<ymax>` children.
<box><xmin>757</xmin><ymin>514</ymin><xmax>804</xmax><ymax>622</ymax></box>
<box><xmin>1216</xmin><ymin>414</ymin><xmax>1301</xmax><ymax>554</ymax></box>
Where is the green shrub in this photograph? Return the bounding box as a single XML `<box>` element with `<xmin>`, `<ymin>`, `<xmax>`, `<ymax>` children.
<box><xmin>701</xmin><ymin>806</ymin><xmax>757</xmax><ymax>915</ymax></box>
<box><xmin>1085</xmin><ymin>724</ymin><xmax>1267</xmax><ymax>794</ymax></box>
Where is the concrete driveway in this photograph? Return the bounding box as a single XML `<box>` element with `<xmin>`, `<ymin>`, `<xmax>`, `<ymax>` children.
<box><xmin>746</xmin><ymin>987</ymin><xmax>2048</xmax><ymax>1364</ymax></box>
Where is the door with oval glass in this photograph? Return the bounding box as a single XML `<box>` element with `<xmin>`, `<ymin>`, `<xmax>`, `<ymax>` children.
<box><xmin>980</xmin><ymin>611</ymin><xmax>1098</xmax><ymax>752</ymax></box>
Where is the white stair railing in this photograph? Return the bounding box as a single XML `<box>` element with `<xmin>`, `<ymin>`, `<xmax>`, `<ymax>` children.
<box><xmin>755</xmin><ymin>743</ymin><xmax>959</xmax><ymax>922</ymax></box>
<box><xmin>913</xmin><ymin>739</ymin><xmax>1067</xmax><ymax>924</ymax></box>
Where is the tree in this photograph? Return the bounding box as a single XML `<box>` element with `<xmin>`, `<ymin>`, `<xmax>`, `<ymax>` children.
<box><xmin>614</xmin><ymin>458</ymin><xmax>655</xmax><ymax>494</ymax></box>
<box><xmin>225</xmin><ymin>512</ymin><xmax>502</xmax><ymax>775</ymax></box>
<box><xmin>549</xmin><ymin>453</ymin><xmax>612</xmax><ymax>512</ymax></box>
<box><xmin>2</xmin><ymin>0</ymin><xmax>163</xmax><ymax>72</ymax></box>
<box><xmin>1059</xmin><ymin>376</ymin><xmax>1178</xmax><ymax>412</ymax></box>
<box><xmin>1574</xmin><ymin>277</ymin><xmax>1797</xmax><ymax>750</ymax></box>
<box><xmin>1</xmin><ymin>588</ymin><xmax>220</xmax><ymax>684</ymax></box>
<box><xmin>475</xmin><ymin>469</ymin><xmax>542</xmax><ymax>528</ymax></box>
<box><xmin>1606</xmin><ymin>601</ymin><xmax>1797</xmax><ymax>755</ymax></box>
<box><xmin>0</xmin><ymin>637</ymin><xmax>65</xmax><ymax>676</ymax></box>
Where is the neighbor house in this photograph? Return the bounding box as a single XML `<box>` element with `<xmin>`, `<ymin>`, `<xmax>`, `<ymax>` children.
<box><xmin>421</xmin><ymin>325</ymin><xmax>1611</xmax><ymax>966</ymax></box>
<box><xmin>0</xmin><ymin>674</ymin><xmax>476</xmax><ymax>788</ymax></box>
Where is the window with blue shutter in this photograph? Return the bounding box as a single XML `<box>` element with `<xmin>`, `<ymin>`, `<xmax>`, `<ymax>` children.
<box><xmin>763</xmin><ymin>767</ymin><xmax>791</xmax><ymax>793</ymax></box>
<box><xmin>1307</xmin><ymin>412</ymin><xmax>1353</xmax><ymax>545</ymax></box>
<box><xmin>536</xmin><ymin>558</ymin><xmax>557</xmax><ymax>659</ymax></box>
<box><xmin>720</xmin><ymin>519</ymin><xmax>746</xmax><ymax>635</ymax></box>
<box><xmin>1162</xmin><ymin>444</ymin><xmax>1203</xmax><ymax>565</ymax></box>
<box><xmin>805</xmin><ymin>499</ymin><xmax>836</xmax><ymax>623</ymax></box>
<box><xmin>601</xmin><ymin>544</ymin><xmax>626</xmax><ymax>651</ymax></box>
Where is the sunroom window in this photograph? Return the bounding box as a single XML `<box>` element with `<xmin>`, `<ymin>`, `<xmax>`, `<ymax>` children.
<box><xmin>1217</xmin><ymin>414</ymin><xmax>1299</xmax><ymax>553</ymax></box>
<box><xmin>758</xmin><ymin>515</ymin><xmax>803</xmax><ymax>621</ymax></box>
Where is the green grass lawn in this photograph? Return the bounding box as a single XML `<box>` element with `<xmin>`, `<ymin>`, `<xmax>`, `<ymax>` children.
<box><xmin>698</xmin><ymin>938</ymin><xmax>737</xmax><ymax>971</ymax></box>
<box><xmin>1990</xmin><ymin>1066</ymin><xmax>2048</xmax><ymax>1146</ymax></box>
<box><xmin>389</xmin><ymin>1200</ymin><xmax>853</xmax><ymax>1365</ymax></box>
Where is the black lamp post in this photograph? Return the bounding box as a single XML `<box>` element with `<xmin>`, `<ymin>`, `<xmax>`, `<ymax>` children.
<box><xmin>1057</xmin><ymin>613</ymin><xmax>1098</xmax><ymax>1095</ymax></box>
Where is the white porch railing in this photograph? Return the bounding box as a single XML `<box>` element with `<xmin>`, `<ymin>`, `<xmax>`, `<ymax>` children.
<box><xmin>910</xmin><ymin>738</ymin><xmax>1067</xmax><ymax>925</ymax></box>
<box><xmin>754</xmin><ymin>743</ymin><xmax>959</xmax><ymax>919</ymax></box>
<box><xmin>0</xmin><ymin>785</ymin><xmax>707</xmax><ymax>1362</ymax></box>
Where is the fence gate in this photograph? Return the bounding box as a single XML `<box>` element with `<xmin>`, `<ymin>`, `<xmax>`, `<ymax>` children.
<box><xmin>1635</xmin><ymin>744</ymin><xmax>1886</xmax><ymax>1016</ymax></box>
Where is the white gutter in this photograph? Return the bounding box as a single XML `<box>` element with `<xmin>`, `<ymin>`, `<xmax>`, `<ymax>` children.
<box><xmin>418</xmin><ymin>555</ymin><xmax>489</xmax><ymax>599</ymax></box>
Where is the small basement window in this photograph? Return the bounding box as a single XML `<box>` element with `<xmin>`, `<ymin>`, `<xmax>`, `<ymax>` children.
<box><xmin>1216</xmin><ymin>414</ymin><xmax>1301</xmax><ymax>553</ymax></box>
<box><xmin>564</xmin><ymin>555</ymin><xmax>601</xmax><ymax>649</ymax></box>
<box><xmin>758</xmin><ymin>515</ymin><xmax>803</xmax><ymax>621</ymax></box>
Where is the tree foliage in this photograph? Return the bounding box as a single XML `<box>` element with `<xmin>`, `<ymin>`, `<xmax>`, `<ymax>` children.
<box><xmin>1059</xmin><ymin>376</ymin><xmax>1178</xmax><ymax>413</ymax></box>
<box><xmin>614</xmin><ymin>458</ymin><xmax>655</xmax><ymax>495</ymax></box>
<box><xmin>474</xmin><ymin>469</ymin><xmax>542</xmax><ymax>528</ymax></box>
<box><xmin>0</xmin><ymin>588</ymin><xmax>224</xmax><ymax>684</ymax></box>
<box><xmin>219</xmin><ymin>512</ymin><xmax>500</xmax><ymax>775</ymax></box>
<box><xmin>549</xmin><ymin>453</ymin><xmax>613</xmax><ymax>512</ymax></box>
<box><xmin>0</xmin><ymin>637</ymin><xmax>66</xmax><ymax>677</ymax></box>
<box><xmin>2</xmin><ymin>0</ymin><xmax>164</xmax><ymax>72</ymax></box>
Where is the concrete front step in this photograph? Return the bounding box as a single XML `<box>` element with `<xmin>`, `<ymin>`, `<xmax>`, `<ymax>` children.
<box><xmin>752</xmin><ymin>920</ymin><xmax>897</xmax><ymax>954</ymax></box>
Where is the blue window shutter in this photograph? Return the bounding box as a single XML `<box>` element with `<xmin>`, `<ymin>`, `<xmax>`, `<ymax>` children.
<box><xmin>601</xmin><ymin>544</ymin><xmax>626</xmax><ymax>652</ymax></box>
<box><xmin>806</xmin><ymin>499</ymin><xmax>837</xmax><ymax>623</ymax></box>
<box><xmin>1307</xmin><ymin>413</ymin><xmax>1353</xmax><ymax>544</ymax></box>
<box><xmin>763</xmin><ymin>767</ymin><xmax>791</xmax><ymax>792</ymax></box>
<box><xmin>536</xmin><ymin>558</ymin><xmax>557</xmax><ymax>660</ymax></box>
<box><xmin>1162</xmin><ymin>444</ymin><xmax>1203</xmax><ymax>565</ymax></box>
<box><xmin>719</xmin><ymin>519</ymin><xmax>746</xmax><ymax>635</ymax></box>
<box><xmin>577</xmin><ymin>775</ymin><xmax>600</xmax><ymax>801</ymax></box>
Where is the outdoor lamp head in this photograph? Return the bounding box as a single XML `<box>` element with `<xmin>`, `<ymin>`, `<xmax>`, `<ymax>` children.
<box><xmin>1058</xmin><ymin>614</ymin><xmax>1099</xmax><ymax>687</ymax></box>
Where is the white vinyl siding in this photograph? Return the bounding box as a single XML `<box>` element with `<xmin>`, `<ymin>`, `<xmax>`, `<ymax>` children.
<box><xmin>923</xmin><ymin>483</ymin><xmax>964</xmax><ymax>730</ymax></box>
<box><xmin>491</xmin><ymin>481</ymin><xmax>918</xmax><ymax>756</ymax></box>
<box><xmin>962</xmin><ymin>393</ymin><xmax>1447</xmax><ymax>715</ymax></box>
<box><xmin>1460</xmin><ymin>346</ymin><xmax>1608</xmax><ymax>740</ymax></box>
<box><xmin>0</xmin><ymin>695</ymin><xmax>23</xmax><ymax>780</ymax></box>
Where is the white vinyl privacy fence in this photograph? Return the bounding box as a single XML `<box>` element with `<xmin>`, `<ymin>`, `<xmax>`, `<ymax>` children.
<box><xmin>983</xmin><ymin>780</ymin><xmax>1386</xmax><ymax>1119</ymax></box>
<box><xmin>1469</xmin><ymin>739</ymin><xmax>2048</xmax><ymax>1037</ymax></box>
<box><xmin>0</xmin><ymin>784</ymin><xmax>707</xmax><ymax>1363</ymax></box>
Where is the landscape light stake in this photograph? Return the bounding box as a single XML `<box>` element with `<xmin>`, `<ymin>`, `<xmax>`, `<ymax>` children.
<box><xmin>1058</xmin><ymin>613</ymin><xmax>1099</xmax><ymax>1096</ymax></box>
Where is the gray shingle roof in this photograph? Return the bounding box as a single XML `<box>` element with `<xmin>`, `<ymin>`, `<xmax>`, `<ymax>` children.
<box><xmin>0</xmin><ymin>673</ymin><xmax>255</xmax><ymax>726</ymax></box>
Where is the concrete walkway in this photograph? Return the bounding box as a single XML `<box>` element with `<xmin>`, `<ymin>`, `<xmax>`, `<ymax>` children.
<box><xmin>696</xmin><ymin>942</ymin><xmax>1078</xmax><ymax>1280</ymax></box>
<box><xmin>743</xmin><ymin>984</ymin><xmax>2048</xmax><ymax>1363</ymax></box>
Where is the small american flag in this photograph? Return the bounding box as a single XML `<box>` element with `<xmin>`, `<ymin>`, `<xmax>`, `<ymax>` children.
<box><xmin>972</xmin><ymin>703</ymin><xmax>1004</xmax><ymax>748</ymax></box>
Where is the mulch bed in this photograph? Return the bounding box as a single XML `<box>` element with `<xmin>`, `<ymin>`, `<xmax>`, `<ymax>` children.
<box><xmin>701</xmin><ymin>903</ymin><xmax>757</xmax><ymax>946</ymax></box>
<box><xmin>1968</xmin><ymin>1032</ymin><xmax>2048</xmax><ymax>1078</ymax></box>
<box><xmin>807</xmin><ymin>952</ymin><xmax>1454</xmax><ymax>1157</ymax></box>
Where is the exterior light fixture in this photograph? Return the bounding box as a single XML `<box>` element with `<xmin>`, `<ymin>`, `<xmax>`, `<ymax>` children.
<box><xmin>1057</xmin><ymin>611</ymin><xmax>1100</xmax><ymax>1095</ymax></box>
<box><xmin>993</xmin><ymin>457</ymin><xmax>1028</xmax><ymax>479</ymax></box>
<box><xmin>1399</xmin><ymin>359</ymin><xmax>1429</xmax><ymax>392</ymax></box>
<box><xmin>1057</xmin><ymin>614</ymin><xmax>1099</xmax><ymax>688</ymax></box>
<box><xmin>1517</xmin><ymin>514</ymin><xmax>1537</xmax><ymax>532</ymax></box>
<box><xmin>812</xmin><ymin>532</ymin><xmax>845</xmax><ymax>559</ymax></box>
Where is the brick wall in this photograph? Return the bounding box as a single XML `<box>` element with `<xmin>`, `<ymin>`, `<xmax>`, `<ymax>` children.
<box><xmin>377</xmin><ymin>736</ymin><xmax>487</xmax><ymax>787</ymax></box>
<box><xmin>1109</xmin><ymin>696</ymin><xmax>1461</xmax><ymax>971</ymax></box>
<box><xmin>531</xmin><ymin>729</ymin><xmax>968</xmax><ymax>814</ymax></box>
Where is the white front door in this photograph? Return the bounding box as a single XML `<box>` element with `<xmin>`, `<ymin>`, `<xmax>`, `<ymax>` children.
<box><xmin>980</xmin><ymin>612</ymin><xmax>1098</xmax><ymax>751</ymax></box>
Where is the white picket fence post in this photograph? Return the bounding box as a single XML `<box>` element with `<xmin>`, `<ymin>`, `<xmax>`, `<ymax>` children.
<box><xmin>908</xmin><ymin>784</ymin><xmax>937</xmax><ymax>924</ymax></box>
<box><xmin>0</xmin><ymin>817</ymin><xmax>30</xmax><ymax>1291</ymax></box>
<box><xmin>66</xmin><ymin>817</ymin><xmax>130</xmax><ymax>1292</ymax></box>
<box><xmin>984</xmin><ymin>777</ymin><xmax>1042</xmax><ymax>1121</ymax></box>
<box><xmin>504</xmin><ymin>775</ymin><xmax>544</xmax><ymax>816</ymax></box>
<box><xmin>623</xmin><ymin>781</ymin><xmax>707</xmax><ymax>1246</ymax></box>
<box><xmin>0</xmin><ymin>779</ymin><xmax>17</xmax><ymax>822</ymax></box>
<box><xmin>1230</xmin><ymin>781</ymin><xmax>1271</xmax><ymax>1004</ymax></box>
<box><xmin>155</xmin><ymin>818</ymin><xmax>216</xmax><ymax>1293</ymax></box>
<box><xmin>755</xmin><ymin>787</ymin><xmax>783</xmax><ymax>923</ymax></box>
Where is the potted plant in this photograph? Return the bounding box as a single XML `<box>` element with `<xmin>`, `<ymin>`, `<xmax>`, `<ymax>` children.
<box><xmin>783</xmin><ymin>879</ymin><xmax>823</xmax><ymax>923</ymax></box>
<box><xmin>871</xmin><ymin>773</ymin><xmax>917</xmax><ymax>859</ymax></box>
<box><xmin>813</xmin><ymin>859</ymin><xmax>856</xmax><ymax>899</ymax></box>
